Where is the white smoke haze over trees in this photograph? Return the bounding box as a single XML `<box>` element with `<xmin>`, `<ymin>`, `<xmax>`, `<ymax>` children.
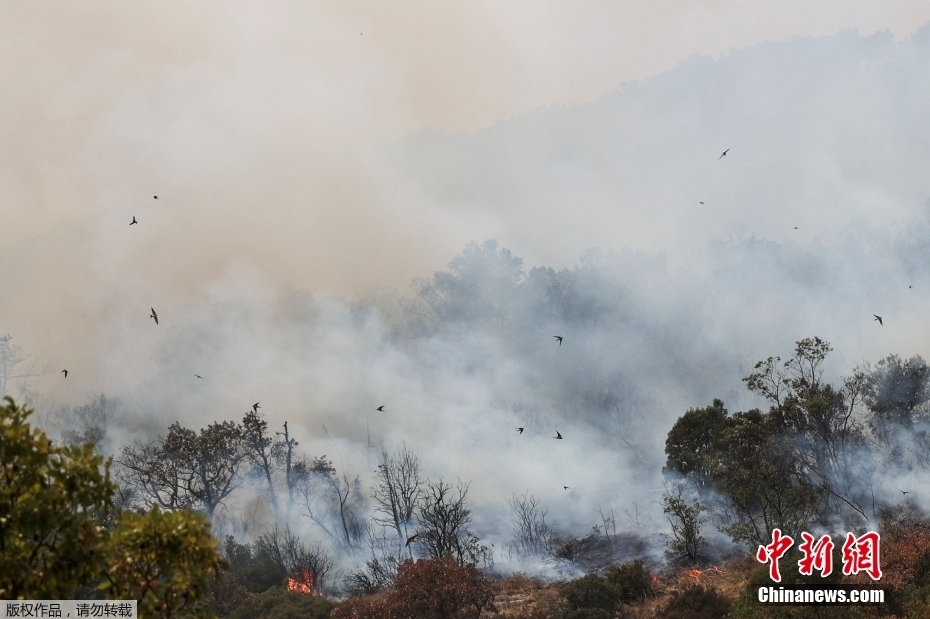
<box><xmin>5</xmin><ymin>5</ymin><xmax>930</xmax><ymax>581</ymax></box>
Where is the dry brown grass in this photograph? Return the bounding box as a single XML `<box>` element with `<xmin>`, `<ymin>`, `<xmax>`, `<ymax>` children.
<box><xmin>482</xmin><ymin>573</ymin><xmax>564</xmax><ymax>618</ymax></box>
<box><xmin>478</xmin><ymin>557</ymin><xmax>759</xmax><ymax>619</ymax></box>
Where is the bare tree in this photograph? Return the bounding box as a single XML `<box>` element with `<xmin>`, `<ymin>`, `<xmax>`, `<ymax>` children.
<box><xmin>372</xmin><ymin>445</ymin><xmax>424</xmax><ymax>554</ymax></box>
<box><xmin>417</xmin><ymin>479</ymin><xmax>490</xmax><ymax>567</ymax></box>
<box><xmin>242</xmin><ymin>410</ymin><xmax>280</xmax><ymax>519</ymax></box>
<box><xmin>332</xmin><ymin>473</ymin><xmax>367</xmax><ymax>551</ymax></box>
<box><xmin>507</xmin><ymin>492</ymin><xmax>554</xmax><ymax>557</ymax></box>
<box><xmin>344</xmin><ymin>526</ymin><xmax>404</xmax><ymax>596</ymax></box>
<box><xmin>595</xmin><ymin>506</ymin><xmax>616</xmax><ymax>542</ymax></box>
<box><xmin>56</xmin><ymin>394</ymin><xmax>123</xmax><ymax>453</ymax></box>
<box><xmin>275</xmin><ymin>421</ymin><xmax>302</xmax><ymax>521</ymax></box>
<box><xmin>0</xmin><ymin>334</ymin><xmax>47</xmax><ymax>401</ymax></box>
<box><xmin>300</xmin><ymin>466</ymin><xmax>366</xmax><ymax>551</ymax></box>
<box><xmin>256</xmin><ymin>525</ymin><xmax>335</xmax><ymax>593</ymax></box>
<box><xmin>116</xmin><ymin>420</ymin><xmax>247</xmax><ymax>519</ymax></box>
<box><xmin>116</xmin><ymin>438</ymin><xmax>192</xmax><ymax>512</ymax></box>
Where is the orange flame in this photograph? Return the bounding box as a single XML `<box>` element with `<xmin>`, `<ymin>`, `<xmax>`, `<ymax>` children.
<box><xmin>684</xmin><ymin>569</ymin><xmax>703</xmax><ymax>581</ymax></box>
<box><xmin>287</xmin><ymin>570</ymin><xmax>314</xmax><ymax>594</ymax></box>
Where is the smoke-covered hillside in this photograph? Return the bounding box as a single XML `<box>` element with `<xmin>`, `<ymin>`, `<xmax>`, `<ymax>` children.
<box><xmin>5</xmin><ymin>17</ymin><xmax>930</xmax><ymax>599</ymax></box>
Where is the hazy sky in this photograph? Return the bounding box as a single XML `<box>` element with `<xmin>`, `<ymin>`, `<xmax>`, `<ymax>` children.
<box><xmin>3</xmin><ymin>2</ymin><xmax>929</xmax><ymax>376</ymax></box>
<box><xmin>5</xmin><ymin>3</ymin><xmax>930</xmax><ymax>559</ymax></box>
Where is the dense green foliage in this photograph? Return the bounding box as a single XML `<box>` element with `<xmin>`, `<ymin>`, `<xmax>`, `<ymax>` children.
<box><xmin>560</xmin><ymin>574</ymin><xmax>620</xmax><ymax>614</ymax></box>
<box><xmin>557</xmin><ymin>561</ymin><xmax>654</xmax><ymax>617</ymax></box>
<box><xmin>663</xmin><ymin>399</ymin><xmax>728</xmax><ymax>489</ymax></box>
<box><xmin>0</xmin><ymin>397</ymin><xmax>223</xmax><ymax>617</ymax></box>
<box><xmin>663</xmin><ymin>337</ymin><xmax>930</xmax><ymax>548</ymax></box>
<box><xmin>101</xmin><ymin>506</ymin><xmax>223</xmax><ymax>619</ymax></box>
<box><xmin>0</xmin><ymin>396</ymin><xmax>115</xmax><ymax>598</ymax></box>
<box><xmin>604</xmin><ymin>560</ymin><xmax>654</xmax><ymax>602</ymax></box>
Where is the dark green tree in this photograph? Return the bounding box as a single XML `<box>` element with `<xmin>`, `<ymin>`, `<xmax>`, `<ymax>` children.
<box><xmin>708</xmin><ymin>410</ymin><xmax>820</xmax><ymax>546</ymax></box>
<box><xmin>1</xmin><ymin>396</ymin><xmax>223</xmax><ymax>617</ymax></box>
<box><xmin>101</xmin><ymin>506</ymin><xmax>223</xmax><ymax>619</ymax></box>
<box><xmin>0</xmin><ymin>396</ymin><xmax>114</xmax><ymax>598</ymax></box>
<box><xmin>664</xmin><ymin>399</ymin><xmax>728</xmax><ymax>490</ymax></box>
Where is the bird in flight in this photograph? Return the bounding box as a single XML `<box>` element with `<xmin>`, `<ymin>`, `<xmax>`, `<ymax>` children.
<box><xmin>874</xmin><ymin>314</ymin><xmax>883</xmax><ymax>326</ymax></box>
<box><xmin>902</xmin><ymin>490</ymin><xmax>910</xmax><ymax>495</ymax></box>
<box><xmin>130</xmin><ymin>216</ymin><xmax>137</xmax><ymax>225</ymax></box>
<box><xmin>253</xmin><ymin>402</ymin><xmax>260</xmax><ymax>413</ymax></box>
<box><xmin>554</xmin><ymin>431</ymin><xmax>563</xmax><ymax>440</ymax></box>
<box><xmin>910</xmin><ymin>285</ymin><xmax>914</xmax><ymax>289</ymax></box>
<box><xmin>553</xmin><ymin>335</ymin><xmax>563</xmax><ymax>346</ymax></box>
<box><xmin>794</xmin><ymin>227</ymin><xmax>799</xmax><ymax>230</ymax></box>
<box><xmin>153</xmin><ymin>196</ymin><xmax>158</xmax><ymax>200</ymax></box>
<box><xmin>699</xmin><ymin>202</ymin><xmax>704</xmax><ymax>204</ymax></box>
<box><xmin>150</xmin><ymin>307</ymin><xmax>158</xmax><ymax>324</ymax></box>
<box><xmin>376</xmin><ymin>405</ymin><xmax>385</xmax><ymax>411</ymax></box>
<box><xmin>195</xmin><ymin>374</ymin><xmax>203</xmax><ymax>379</ymax></box>
<box><xmin>719</xmin><ymin>148</ymin><xmax>730</xmax><ymax>159</ymax></box>
<box><xmin>61</xmin><ymin>369</ymin><xmax>68</xmax><ymax>378</ymax></box>
<box><xmin>405</xmin><ymin>533</ymin><xmax>419</xmax><ymax>547</ymax></box>
<box><xmin>517</xmin><ymin>427</ymin><xmax>524</xmax><ymax>434</ymax></box>
<box><xmin>563</xmin><ymin>485</ymin><xmax>571</xmax><ymax>490</ymax></box>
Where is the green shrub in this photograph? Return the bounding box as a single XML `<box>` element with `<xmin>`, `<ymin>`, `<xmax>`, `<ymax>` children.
<box><xmin>663</xmin><ymin>584</ymin><xmax>731</xmax><ymax>619</ymax></box>
<box><xmin>729</xmin><ymin>564</ymin><xmax>855</xmax><ymax>619</ymax></box>
<box><xmin>605</xmin><ymin>560</ymin><xmax>654</xmax><ymax>602</ymax></box>
<box><xmin>234</xmin><ymin>545</ymin><xmax>287</xmax><ymax>594</ymax></box>
<box><xmin>560</xmin><ymin>574</ymin><xmax>620</xmax><ymax>613</ymax></box>
<box><xmin>227</xmin><ymin>586</ymin><xmax>337</xmax><ymax>619</ymax></box>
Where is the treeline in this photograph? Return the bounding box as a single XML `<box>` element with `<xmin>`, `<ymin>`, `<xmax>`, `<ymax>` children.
<box><xmin>663</xmin><ymin>336</ymin><xmax>930</xmax><ymax>561</ymax></box>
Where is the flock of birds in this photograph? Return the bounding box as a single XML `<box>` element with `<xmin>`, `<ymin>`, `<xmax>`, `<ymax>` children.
<box><xmin>53</xmin><ymin>153</ymin><xmax>909</xmax><ymax>506</ymax></box>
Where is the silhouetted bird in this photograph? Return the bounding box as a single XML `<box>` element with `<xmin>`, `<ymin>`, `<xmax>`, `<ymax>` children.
<box><xmin>130</xmin><ymin>216</ymin><xmax>137</xmax><ymax>225</ymax></box>
<box><xmin>376</xmin><ymin>405</ymin><xmax>384</xmax><ymax>411</ymax></box>
<box><xmin>902</xmin><ymin>490</ymin><xmax>910</xmax><ymax>495</ymax></box>
<box><xmin>910</xmin><ymin>285</ymin><xmax>914</xmax><ymax>289</ymax></box>
<box><xmin>150</xmin><ymin>307</ymin><xmax>158</xmax><ymax>324</ymax></box>
<box><xmin>406</xmin><ymin>533</ymin><xmax>419</xmax><ymax>547</ymax></box>
<box><xmin>700</xmin><ymin>202</ymin><xmax>704</xmax><ymax>204</ymax></box>
<box><xmin>195</xmin><ymin>375</ymin><xmax>202</xmax><ymax>379</ymax></box>
<box><xmin>563</xmin><ymin>486</ymin><xmax>570</xmax><ymax>490</ymax></box>
<box><xmin>794</xmin><ymin>227</ymin><xmax>799</xmax><ymax>230</ymax></box>
<box><xmin>61</xmin><ymin>369</ymin><xmax>68</xmax><ymax>378</ymax></box>
<box><xmin>553</xmin><ymin>335</ymin><xmax>563</xmax><ymax>346</ymax></box>
<box><xmin>554</xmin><ymin>432</ymin><xmax>563</xmax><ymax>440</ymax></box>
<box><xmin>874</xmin><ymin>314</ymin><xmax>883</xmax><ymax>326</ymax></box>
<box><xmin>253</xmin><ymin>402</ymin><xmax>260</xmax><ymax>412</ymax></box>
<box><xmin>153</xmin><ymin>196</ymin><xmax>158</xmax><ymax>199</ymax></box>
<box><xmin>719</xmin><ymin>148</ymin><xmax>729</xmax><ymax>159</ymax></box>
<box><xmin>517</xmin><ymin>427</ymin><xmax>524</xmax><ymax>434</ymax></box>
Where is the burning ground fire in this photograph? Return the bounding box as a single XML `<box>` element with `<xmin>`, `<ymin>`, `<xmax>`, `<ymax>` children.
<box><xmin>287</xmin><ymin>570</ymin><xmax>314</xmax><ymax>594</ymax></box>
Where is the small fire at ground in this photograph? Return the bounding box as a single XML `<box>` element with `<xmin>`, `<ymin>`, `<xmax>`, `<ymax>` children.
<box><xmin>287</xmin><ymin>570</ymin><xmax>314</xmax><ymax>594</ymax></box>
